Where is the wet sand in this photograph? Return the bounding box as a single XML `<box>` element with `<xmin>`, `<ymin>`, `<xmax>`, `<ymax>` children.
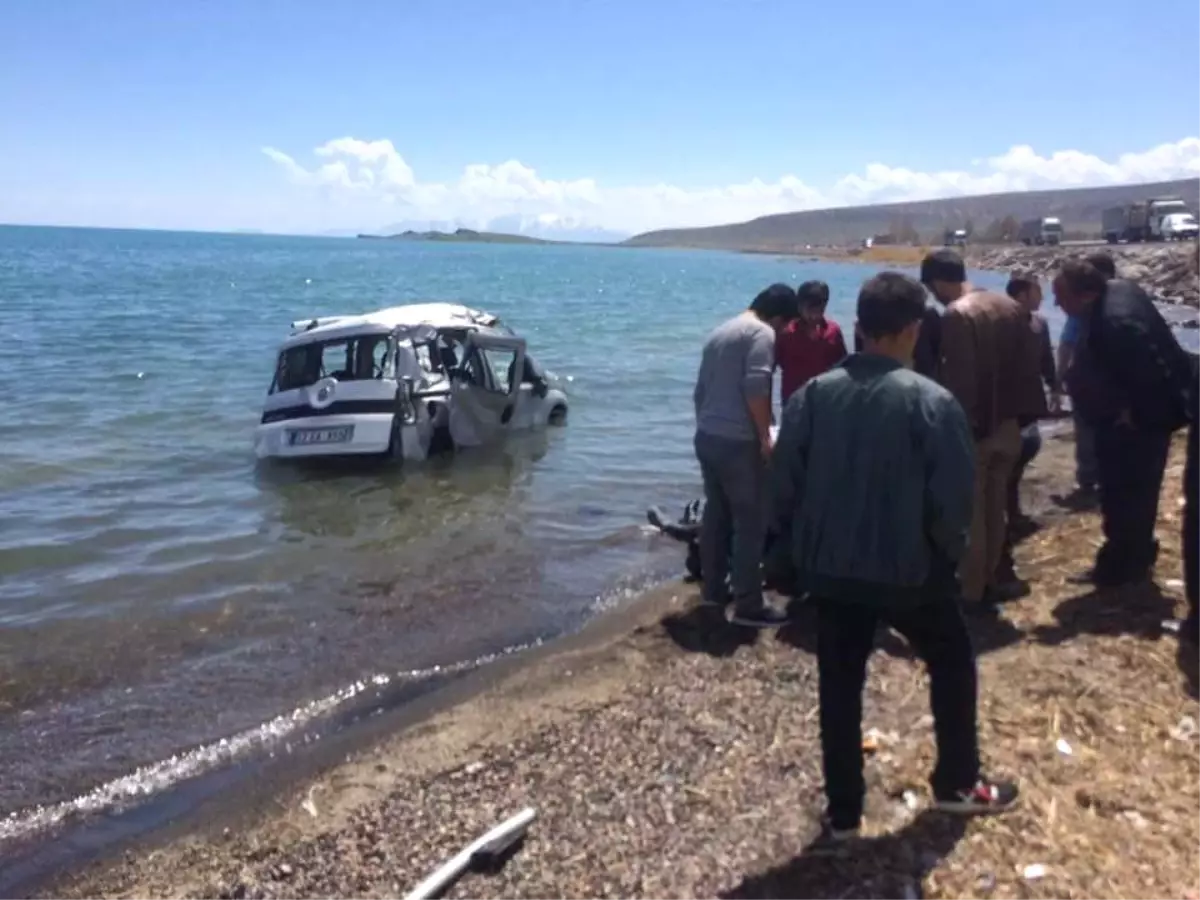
<box><xmin>31</xmin><ymin>432</ymin><xmax>1200</xmax><ymax>900</ymax></box>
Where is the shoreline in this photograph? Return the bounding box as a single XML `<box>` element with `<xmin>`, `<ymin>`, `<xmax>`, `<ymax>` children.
<box><xmin>743</xmin><ymin>241</ymin><xmax>1200</xmax><ymax>310</ymax></box>
<box><xmin>34</xmin><ymin>433</ymin><xmax>1199</xmax><ymax>900</ymax></box>
<box><xmin>28</xmin><ymin>580</ymin><xmax>696</xmax><ymax>897</ymax></box>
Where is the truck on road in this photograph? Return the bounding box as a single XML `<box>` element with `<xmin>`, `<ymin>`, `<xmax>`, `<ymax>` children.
<box><xmin>1102</xmin><ymin>196</ymin><xmax>1192</xmax><ymax>243</ymax></box>
<box><xmin>1161</xmin><ymin>212</ymin><xmax>1199</xmax><ymax>241</ymax></box>
<box><xmin>1018</xmin><ymin>217</ymin><xmax>1063</xmax><ymax>246</ymax></box>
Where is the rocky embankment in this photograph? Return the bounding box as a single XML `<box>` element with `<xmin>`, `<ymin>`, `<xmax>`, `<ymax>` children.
<box><xmin>966</xmin><ymin>242</ymin><xmax>1200</xmax><ymax>308</ymax></box>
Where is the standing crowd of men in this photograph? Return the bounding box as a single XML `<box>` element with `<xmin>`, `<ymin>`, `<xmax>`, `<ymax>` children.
<box><xmin>691</xmin><ymin>249</ymin><xmax>1197</xmax><ymax>847</ymax></box>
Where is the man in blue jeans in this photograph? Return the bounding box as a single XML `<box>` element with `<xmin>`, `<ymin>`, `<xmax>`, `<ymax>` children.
<box><xmin>1055</xmin><ymin>253</ymin><xmax>1117</xmax><ymax>507</ymax></box>
<box><xmin>768</xmin><ymin>272</ymin><xmax>1018</xmax><ymax>849</ymax></box>
<box><xmin>693</xmin><ymin>283</ymin><xmax>798</xmax><ymax>627</ymax></box>
<box><xmin>1056</xmin><ymin>312</ymin><xmax>1098</xmax><ymax>504</ymax></box>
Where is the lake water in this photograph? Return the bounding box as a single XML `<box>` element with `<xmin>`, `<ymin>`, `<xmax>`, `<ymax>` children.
<box><xmin>0</xmin><ymin>226</ymin><xmax>1048</xmax><ymax>848</ymax></box>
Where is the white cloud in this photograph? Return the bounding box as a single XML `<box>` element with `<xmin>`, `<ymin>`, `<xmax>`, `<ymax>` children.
<box><xmin>262</xmin><ymin>136</ymin><xmax>1200</xmax><ymax>236</ymax></box>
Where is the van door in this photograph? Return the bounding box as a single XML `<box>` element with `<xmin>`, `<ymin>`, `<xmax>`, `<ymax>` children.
<box><xmin>447</xmin><ymin>333</ymin><xmax>527</xmax><ymax>448</ymax></box>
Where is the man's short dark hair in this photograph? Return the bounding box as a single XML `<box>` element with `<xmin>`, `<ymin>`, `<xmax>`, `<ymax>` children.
<box><xmin>1056</xmin><ymin>259</ymin><xmax>1108</xmax><ymax>297</ymax></box>
<box><xmin>919</xmin><ymin>249</ymin><xmax>966</xmax><ymax>286</ymax></box>
<box><xmin>1084</xmin><ymin>251</ymin><xmax>1116</xmax><ymax>279</ymax></box>
<box><xmin>797</xmin><ymin>280</ymin><xmax>830</xmax><ymax>309</ymax></box>
<box><xmin>1006</xmin><ymin>270</ymin><xmax>1038</xmax><ymax>300</ymax></box>
<box><xmin>749</xmin><ymin>282</ymin><xmax>799</xmax><ymax>320</ymax></box>
<box><xmin>857</xmin><ymin>272</ymin><xmax>927</xmax><ymax>340</ymax></box>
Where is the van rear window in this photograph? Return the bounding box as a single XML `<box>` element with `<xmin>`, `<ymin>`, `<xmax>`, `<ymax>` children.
<box><xmin>271</xmin><ymin>335</ymin><xmax>390</xmax><ymax>393</ymax></box>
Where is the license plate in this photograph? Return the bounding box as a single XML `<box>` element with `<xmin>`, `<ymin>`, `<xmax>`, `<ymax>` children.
<box><xmin>288</xmin><ymin>425</ymin><xmax>354</xmax><ymax>446</ymax></box>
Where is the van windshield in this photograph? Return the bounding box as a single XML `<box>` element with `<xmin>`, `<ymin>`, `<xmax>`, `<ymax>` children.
<box><xmin>271</xmin><ymin>334</ymin><xmax>392</xmax><ymax>394</ymax></box>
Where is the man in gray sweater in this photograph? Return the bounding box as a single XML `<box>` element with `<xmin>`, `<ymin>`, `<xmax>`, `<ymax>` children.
<box><xmin>693</xmin><ymin>283</ymin><xmax>797</xmax><ymax>627</ymax></box>
<box><xmin>767</xmin><ymin>272</ymin><xmax>1018</xmax><ymax>847</ymax></box>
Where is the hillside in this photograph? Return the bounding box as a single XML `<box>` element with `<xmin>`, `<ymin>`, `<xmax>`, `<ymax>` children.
<box><xmin>624</xmin><ymin>178</ymin><xmax>1200</xmax><ymax>250</ymax></box>
<box><xmin>356</xmin><ymin>227</ymin><xmax>555</xmax><ymax>245</ymax></box>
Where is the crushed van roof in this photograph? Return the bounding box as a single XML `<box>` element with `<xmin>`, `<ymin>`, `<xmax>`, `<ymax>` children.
<box><xmin>282</xmin><ymin>303</ymin><xmax>507</xmax><ymax>347</ymax></box>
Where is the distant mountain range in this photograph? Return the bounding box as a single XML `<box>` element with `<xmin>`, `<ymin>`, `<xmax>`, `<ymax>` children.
<box><xmin>623</xmin><ymin>178</ymin><xmax>1200</xmax><ymax>250</ymax></box>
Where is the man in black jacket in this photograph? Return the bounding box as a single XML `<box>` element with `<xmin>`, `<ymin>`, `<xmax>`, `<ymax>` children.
<box><xmin>768</xmin><ymin>272</ymin><xmax>1018</xmax><ymax>849</ymax></box>
<box><xmin>1180</xmin><ymin>243</ymin><xmax>1200</xmax><ymax>643</ymax></box>
<box><xmin>1051</xmin><ymin>259</ymin><xmax>1194</xmax><ymax>587</ymax></box>
<box><xmin>1184</xmin><ymin>402</ymin><xmax>1198</xmax><ymax>644</ymax></box>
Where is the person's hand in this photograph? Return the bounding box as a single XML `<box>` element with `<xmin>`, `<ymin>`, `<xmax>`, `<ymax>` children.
<box><xmin>760</xmin><ymin>434</ymin><xmax>774</xmax><ymax>462</ymax></box>
<box><xmin>1048</xmin><ymin>391</ymin><xmax>1063</xmax><ymax>414</ymax></box>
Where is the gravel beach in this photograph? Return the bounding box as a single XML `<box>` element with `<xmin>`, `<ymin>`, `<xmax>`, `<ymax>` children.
<box><xmin>38</xmin><ymin>433</ymin><xmax>1200</xmax><ymax>900</ymax></box>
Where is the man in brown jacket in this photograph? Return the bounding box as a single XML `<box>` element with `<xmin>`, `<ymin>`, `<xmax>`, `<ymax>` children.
<box><xmin>920</xmin><ymin>250</ymin><xmax>1045</xmax><ymax>606</ymax></box>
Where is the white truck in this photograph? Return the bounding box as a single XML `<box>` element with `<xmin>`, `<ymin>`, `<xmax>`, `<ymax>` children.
<box><xmin>1161</xmin><ymin>212</ymin><xmax>1199</xmax><ymax>241</ymax></box>
<box><xmin>1103</xmin><ymin>196</ymin><xmax>1192</xmax><ymax>242</ymax></box>
<box><xmin>1018</xmin><ymin>217</ymin><xmax>1063</xmax><ymax>246</ymax></box>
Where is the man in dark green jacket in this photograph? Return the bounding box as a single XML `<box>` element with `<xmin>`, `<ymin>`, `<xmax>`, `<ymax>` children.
<box><xmin>767</xmin><ymin>272</ymin><xmax>1018</xmax><ymax>847</ymax></box>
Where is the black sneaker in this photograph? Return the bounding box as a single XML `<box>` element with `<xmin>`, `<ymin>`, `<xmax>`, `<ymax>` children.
<box><xmin>807</xmin><ymin>817</ymin><xmax>861</xmax><ymax>855</ymax></box>
<box><xmin>697</xmin><ymin>592</ymin><xmax>731</xmax><ymax>609</ymax></box>
<box><xmin>730</xmin><ymin>604</ymin><xmax>789</xmax><ymax>628</ymax></box>
<box><xmin>984</xmin><ymin>579</ymin><xmax>1031</xmax><ymax>604</ymax></box>
<box><xmin>935</xmin><ymin>779</ymin><xmax>1019</xmax><ymax>815</ymax></box>
<box><xmin>1008</xmin><ymin>515</ymin><xmax>1040</xmax><ymax>541</ymax></box>
<box><xmin>1053</xmin><ymin>487</ymin><xmax>1099</xmax><ymax>511</ymax></box>
<box><xmin>1069</xmin><ymin>567</ymin><xmax>1152</xmax><ymax>588</ymax></box>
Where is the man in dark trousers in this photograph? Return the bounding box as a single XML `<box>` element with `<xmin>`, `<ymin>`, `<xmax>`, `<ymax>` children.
<box><xmin>768</xmin><ymin>272</ymin><xmax>1018</xmax><ymax>849</ymax></box>
<box><xmin>1054</xmin><ymin>252</ymin><xmax>1115</xmax><ymax>511</ymax></box>
<box><xmin>1182</xmin><ymin>360</ymin><xmax>1199</xmax><ymax>644</ymax></box>
<box><xmin>693</xmin><ymin>283</ymin><xmax>798</xmax><ymax>627</ymax></box>
<box><xmin>1052</xmin><ymin>259</ymin><xmax>1194</xmax><ymax>587</ymax></box>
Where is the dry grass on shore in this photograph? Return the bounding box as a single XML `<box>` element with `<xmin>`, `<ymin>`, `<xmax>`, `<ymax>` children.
<box><xmin>48</xmin><ymin>436</ymin><xmax>1199</xmax><ymax>900</ymax></box>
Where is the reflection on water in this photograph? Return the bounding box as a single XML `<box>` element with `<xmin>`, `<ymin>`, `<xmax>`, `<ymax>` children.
<box><xmin>254</xmin><ymin>430</ymin><xmax>550</xmax><ymax>542</ymax></box>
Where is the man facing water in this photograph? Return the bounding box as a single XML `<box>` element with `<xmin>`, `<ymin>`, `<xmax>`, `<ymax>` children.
<box><xmin>767</xmin><ymin>272</ymin><xmax>1017</xmax><ymax>849</ymax></box>
<box><xmin>1053</xmin><ymin>252</ymin><xmax>1116</xmax><ymax>509</ymax></box>
<box><xmin>922</xmin><ymin>250</ymin><xmax>1043</xmax><ymax>606</ymax></box>
<box><xmin>693</xmin><ymin>283</ymin><xmax>798</xmax><ymax>627</ymax></box>
<box><xmin>1052</xmin><ymin>259</ymin><xmax>1193</xmax><ymax>587</ymax></box>
<box><xmin>1183</xmin><ymin>390</ymin><xmax>1198</xmax><ymax>644</ymax></box>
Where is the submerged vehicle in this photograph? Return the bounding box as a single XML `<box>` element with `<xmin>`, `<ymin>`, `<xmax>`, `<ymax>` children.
<box><xmin>255</xmin><ymin>303</ymin><xmax>569</xmax><ymax>463</ymax></box>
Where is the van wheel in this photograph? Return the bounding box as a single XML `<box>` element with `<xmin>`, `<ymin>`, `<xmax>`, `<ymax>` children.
<box><xmin>548</xmin><ymin>404</ymin><xmax>568</xmax><ymax>426</ymax></box>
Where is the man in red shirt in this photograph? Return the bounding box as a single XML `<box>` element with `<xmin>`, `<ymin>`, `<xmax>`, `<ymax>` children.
<box><xmin>776</xmin><ymin>280</ymin><xmax>848</xmax><ymax>403</ymax></box>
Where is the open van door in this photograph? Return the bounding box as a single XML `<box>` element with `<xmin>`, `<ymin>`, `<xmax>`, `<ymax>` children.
<box><xmin>447</xmin><ymin>332</ymin><xmax>527</xmax><ymax>448</ymax></box>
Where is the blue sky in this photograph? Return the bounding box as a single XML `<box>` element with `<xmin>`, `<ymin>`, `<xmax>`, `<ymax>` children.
<box><xmin>2</xmin><ymin>0</ymin><xmax>1197</xmax><ymax>235</ymax></box>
